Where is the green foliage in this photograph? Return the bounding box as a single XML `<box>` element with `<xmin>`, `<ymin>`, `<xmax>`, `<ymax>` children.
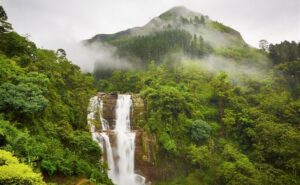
<box><xmin>187</xmin><ymin>144</ymin><xmax>211</xmax><ymax>168</ymax></box>
<box><xmin>254</xmin><ymin>122</ymin><xmax>300</xmax><ymax>171</ymax></box>
<box><xmin>189</xmin><ymin>120</ymin><xmax>212</xmax><ymax>143</ymax></box>
<box><xmin>98</xmin><ymin>29</ymin><xmax>212</xmax><ymax>68</ymax></box>
<box><xmin>0</xmin><ymin>104</ymin><xmax>111</xmax><ymax>184</ymax></box>
<box><xmin>0</xmin><ymin>32</ymin><xmax>36</xmax><ymax>58</ymax></box>
<box><xmin>0</xmin><ymin>82</ymin><xmax>48</xmax><ymax>114</ymax></box>
<box><xmin>159</xmin><ymin>133</ymin><xmax>177</xmax><ymax>153</ymax></box>
<box><xmin>97</xmin><ymin>43</ymin><xmax>300</xmax><ymax>184</ymax></box>
<box><xmin>0</xmin><ymin>8</ymin><xmax>111</xmax><ymax>184</ymax></box>
<box><xmin>210</xmin><ymin>21</ymin><xmax>239</xmax><ymax>35</ymax></box>
<box><xmin>117</xmin><ymin>30</ymin><xmax>191</xmax><ymax>63</ymax></box>
<box><xmin>269</xmin><ymin>41</ymin><xmax>300</xmax><ymax>65</ymax></box>
<box><xmin>216</xmin><ymin>143</ymin><xmax>260</xmax><ymax>185</ymax></box>
<box><xmin>155</xmin><ymin>171</ymin><xmax>202</xmax><ymax>185</ymax></box>
<box><xmin>276</xmin><ymin>59</ymin><xmax>300</xmax><ymax>97</ymax></box>
<box><xmin>215</xmin><ymin>46</ymin><xmax>266</xmax><ymax>62</ymax></box>
<box><xmin>0</xmin><ymin>56</ymin><xmax>50</xmax><ymax>116</ymax></box>
<box><xmin>0</xmin><ymin>149</ymin><xmax>45</xmax><ymax>185</ymax></box>
<box><xmin>96</xmin><ymin>70</ymin><xmax>143</xmax><ymax>93</ymax></box>
<box><xmin>142</xmin><ymin>85</ymin><xmax>192</xmax><ymax>120</ymax></box>
<box><xmin>0</xmin><ymin>6</ymin><xmax>12</xmax><ymax>34</ymax></box>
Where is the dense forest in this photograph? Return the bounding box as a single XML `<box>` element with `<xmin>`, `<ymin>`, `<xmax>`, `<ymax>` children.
<box><xmin>96</xmin><ymin>39</ymin><xmax>300</xmax><ymax>184</ymax></box>
<box><xmin>0</xmin><ymin>4</ymin><xmax>300</xmax><ymax>185</ymax></box>
<box><xmin>0</xmin><ymin>6</ymin><xmax>112</xmax><ymax>185</ymax></box>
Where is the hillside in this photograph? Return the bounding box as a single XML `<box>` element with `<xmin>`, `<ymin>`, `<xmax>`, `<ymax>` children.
<box><xmin>88</xmin><ymin>6</ymin><xmax>245</xmax><ymax>48</ymax></box>
<box><xmin>0</xmin><ymin>5</ymin><xmax>112</xmax><ymax>185</ymax></box>
<box><xmin>85</xmin><ymin>6</ymin><xmax>300</xmax><ymax>185</ymax></box>
<box><xmin>83</xmin><ymin>6</ymin><xmax>267</xmax><ymax>80</ymax></box>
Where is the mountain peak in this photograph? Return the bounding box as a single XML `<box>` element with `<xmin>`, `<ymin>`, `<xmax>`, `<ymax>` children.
<box><xmin>88</xmin><ymin>6</ymin><xmax>245</xmax><ymax>49</ymax></box>
<box><xmin>168</xmin><ymin>6</ymin><xmax>190</xmax><ymax>12</ymax></box>
<box><xmin>159</xmin><ymin>6</ymin><xmax>203</xmax><ymax>20</ymax></box>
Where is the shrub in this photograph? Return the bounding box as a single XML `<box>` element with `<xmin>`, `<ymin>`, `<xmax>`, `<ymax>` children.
<box><xmin>189</xmin><ymin>120</ymin><xmax>212</xmax><ymax>143</ymax></box>
<box><xmin>0</xmin><ymin>149</ymin><xmax>45</xmax><ymax>185</ymax></box>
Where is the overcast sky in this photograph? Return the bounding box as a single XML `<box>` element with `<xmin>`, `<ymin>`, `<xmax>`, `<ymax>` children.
<box><xmin>1</xmin><ymin>0</ymin><xmax>299</xmax><ymax>49</ymax></box>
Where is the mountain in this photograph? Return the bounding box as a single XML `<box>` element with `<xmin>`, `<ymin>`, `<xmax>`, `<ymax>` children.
<box><xmin>83</xmin><ymin>7</ymin><xmax>256</xmax><ymax>74</ymax></box>
<box><xmin>87</xmin><ymin>6</ymin><xmax>245</xmax><ymax>48</ymax></box>
<box><xmin>83</xmin><ymin>6</ymin><xmax>254</xmax><ymax>79</ymax></box>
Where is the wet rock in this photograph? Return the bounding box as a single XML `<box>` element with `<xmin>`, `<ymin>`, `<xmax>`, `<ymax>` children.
<box><xmin>99</xmin><ymin>93</ymin><xmax>117</xmax><ymax>129</ymax></box>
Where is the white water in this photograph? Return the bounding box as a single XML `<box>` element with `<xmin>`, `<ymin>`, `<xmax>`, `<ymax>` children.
<box><xmin>100</xmin><ymin>132</ymin><xmax>115</xmax><ymax>178</ymax></box>
<box><xmin>88</xmin><ymin>94</ymin><xmax>145</xmax><ymax>185</ymax></box>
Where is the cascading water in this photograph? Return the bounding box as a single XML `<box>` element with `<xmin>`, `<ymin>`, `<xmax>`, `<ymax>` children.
<box><xmin>88</xmin><ymin>94</ymin><xmax>145</xmax><ymax>185</ymax></box>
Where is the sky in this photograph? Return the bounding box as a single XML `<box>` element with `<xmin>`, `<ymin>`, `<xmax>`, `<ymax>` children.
<box><xmin>1</xmin><ymin>0</ymin><xmax>299</xmax><ymax>50</ymax></box>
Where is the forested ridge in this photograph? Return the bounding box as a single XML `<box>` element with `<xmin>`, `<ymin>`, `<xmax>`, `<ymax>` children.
<box><xmin>0</xmin><ymin>4</ymin><xmax>300</xmax><ymax>185</ymax></box>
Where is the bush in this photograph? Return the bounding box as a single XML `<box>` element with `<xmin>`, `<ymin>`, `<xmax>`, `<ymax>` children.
<box><xmin>189</xmin><ymin>120</ymin><xmax>212</xmax><ymax>143</ymax></box>
<box><xmin>0</xmin><ymin>149</ymin><xmax>45</xmax><ymax>185</ymax></box>
<box><xmin>41</xmin><ymin>160</ymin><xmax>56</xmax><ymax>175</ymax></box>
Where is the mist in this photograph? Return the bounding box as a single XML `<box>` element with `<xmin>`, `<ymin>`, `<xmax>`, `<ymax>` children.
<box><xmin>61</xmin><ymin>41</ymin><xmax>132</xmax><ymax>73</ymax></box>
<box><xmin>199</xmin><ymin>55</ymin><xmax>270</xmax><ymax>81</ymax></box>
<box><xmin>175</xmin><ymin>53</ymin><xmax>271</xmax><ymax>84</ymax></box>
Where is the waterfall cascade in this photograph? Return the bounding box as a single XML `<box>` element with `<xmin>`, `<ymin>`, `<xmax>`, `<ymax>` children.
<box><xmin>88</xmin><ymin>94</ymin><xmax>145</xmax><ymax>185</ymax></box>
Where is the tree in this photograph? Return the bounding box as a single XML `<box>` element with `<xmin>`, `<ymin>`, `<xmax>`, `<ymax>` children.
<box><xmin>0</xmin><ymin>83</ymin><xmax>48</xmax><ymax>114</ymax></box>
<box><xmin>254</xmin><ymin>122</ymin><xmax>300</xmax><ymax>173</ymax></box>
<box><xmin>216</xmin><ymin>143</ymin><xmax>260</xmax><ymax>185</ymax></box>
<box><xmin>0</xmin><ymin>32</ymin><xmax>36</xmax><ymax>57</ymax></box>
<box><xmin>187</xmin><ymin>144</ymin><xmax>211</xmax><ymax>169</ymax></box>
<box><xmin>269</xmin><ymin>41</ymin><xmax>300</xmax><ymax>65</ymax></box>
<box><xmin>276</xmin><ymin>60</ymin><xmax>300</xmax><ymax>97</ymax></box>
<box><xmin>0</xmin><ymin>6</ymin><xmax>12</xmax><ymax>34</ymax></box>
<box><xmin>0</xmin><ymin>72</ymin><xmax>49</xmax><ymax>115</ymax></box>
<box><xmin>56</xmin><ymin>48</ymin><xmax>67</xmax><ymax>58</ymax></box>
<box><xmin>194</xmin><ymin>16</ymin><xmax>201</xmax><ymax>24</ymax></box>
<box><xmin>259</xmin><ymin>40</ymin><xmax>269</xmax><ymax>52</ymax></box>
<box><xmin>200</xmin><ymin>16</ymin><xmax>205</xmax><ymax>24</ymax></box>
<box><xmin>189</xmin><ymin>119</ymin><xmax>212</xmax><ymax>143</ymax></box>
<box><xmin>213</xmin><ymin>73</ymin><xmax>232</xmax><ymax>124</ymax></box>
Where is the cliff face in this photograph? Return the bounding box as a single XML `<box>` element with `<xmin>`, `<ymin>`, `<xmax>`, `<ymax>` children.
<box><xmin>97</xmin><ymin>93</ymin><xmax>159</xmax><ymax>182</ymax></box>
<box><xmin>99</xmin><ymin>93</ymin><xmax>117</xmax><ymax>129</ymax></box>
<box><xmin>98</xmin><ymin>93</ymin><xmax>145</xmax><ymax>129</ymax></box>
<box><xmin>131</xmin><ymin>94</ymin><xmax>145</xmax><ymax>129</ymax></box>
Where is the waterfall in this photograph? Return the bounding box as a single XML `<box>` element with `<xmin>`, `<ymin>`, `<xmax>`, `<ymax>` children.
<box><xmin>100</xmin><ymin>132</ymin><xmax>115</xmax><ymax>179</ymax></box>
<box><xmin>88</xmin><ymin>94</ymin><xmax>145</xmax><ymax>185</ymax></box>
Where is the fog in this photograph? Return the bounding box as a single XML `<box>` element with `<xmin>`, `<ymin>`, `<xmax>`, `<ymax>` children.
<box><xmin>197</xmin><ymin>55</ymin><xmax>270</xmax><ymax>82</ymax></box>
<box><xmin>164</xmin><ymin>51</ymin><xmax>271</xmax><ymax>84</ymax></box>
<box><xmin>61</xmin><ymin>41</ymin><xmax>132</xmax><ymax>72</ymax></box>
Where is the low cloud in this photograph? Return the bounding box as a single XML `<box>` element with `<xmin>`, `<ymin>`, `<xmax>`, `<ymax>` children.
<box><xmin>179</xmin><ymin>54</ymin><xmax>271</xmax><ymax>84</ymax></box>
<box><xmin>63</xmin><ymin>41</ymin><xmax>132</xmax><ymax>73</ymax></box>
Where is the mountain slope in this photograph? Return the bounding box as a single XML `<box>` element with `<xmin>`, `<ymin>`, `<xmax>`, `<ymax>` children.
<box><xmin>87</xmin><ymin>6</ymin><xmax>245</xmax><ymax>48</ymax></box>
<box><xmin>83</xmin><ymin>6</ymin><xmax>266</xmax><ymax>81</ymax></box>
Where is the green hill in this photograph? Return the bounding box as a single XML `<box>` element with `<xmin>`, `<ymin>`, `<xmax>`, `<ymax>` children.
<box><xmin>84</xmin><ymin>6</ymin><xmax>263</xmax><ymax>79</ymax></box>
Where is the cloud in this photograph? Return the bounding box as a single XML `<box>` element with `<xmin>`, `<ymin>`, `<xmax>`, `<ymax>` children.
<box><xmin>62</xmin><ymin>41</ymin><xmax>132</xmax><ymax>73</ymax></box>
<box><xmin>177</xmin><ymin>53</ymin><xmax>271</xmax><ymax>84</ymax></box>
